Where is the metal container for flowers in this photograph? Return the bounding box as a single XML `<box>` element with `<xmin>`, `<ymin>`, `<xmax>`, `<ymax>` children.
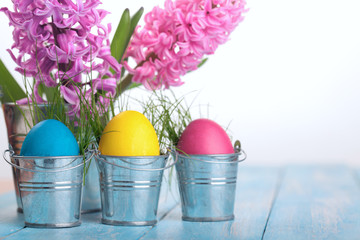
<box><xmin>95</xmin><ymin>150</ymin><xmax>177</xmax><ymax>226</ymax></box>
<box><xmin>3</xmin><ymin>150</ymin><xmax>93</xmax><ymax>228</ymax></box>
<box><xmin>2</xmin><ymin>103</ymin><xmax>101</xmax><ymax>213</ymax></box>
<box><xmin>175</xmin><ymin>142</ymin><xmax>246</xmax><ymax>222</ymax></box>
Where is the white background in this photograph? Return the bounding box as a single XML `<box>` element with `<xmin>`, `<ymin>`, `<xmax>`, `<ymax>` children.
<box><xmin>1</xmin><ymin>0</ymin><xmax>360</xmax><ymax>180</ymax></box>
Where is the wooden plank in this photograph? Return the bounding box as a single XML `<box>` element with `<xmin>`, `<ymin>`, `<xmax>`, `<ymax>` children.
<box><xmin>2</xmin><ymin>170</ymin><xmax>178</xmax><ymax>240</ymax></box>
<box><xmin>0</xmin><ymin>192</ymin><xmax>25</xmax><ymax>238</ymax></box>
<box><xmin>263</xmin><ymin>165</ymin><xmax>360</xmax><ymax>240</ymax></box>
<box><xmin>140</xmin><ymin>166</ymin><xmax>281</xmax><ymax>240</ymax></box>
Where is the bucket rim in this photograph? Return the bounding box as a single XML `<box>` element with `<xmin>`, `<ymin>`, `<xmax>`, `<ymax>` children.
<box><xmin>95</xmin><ymin>149</ymin><xmax>178</xmax><ymax>171</ymax></box>
<box><xmin>3</xmin><ymin>102</ymin><xmax>68</xmax><ymax>107</ymax></box>
<box><xmin>176</xmin><ymin>149</ymin><xmax>243</xmax><ymax>158</ymax></box>
<box><xmin>8</xmin><ymin>153</ymin><xmax>84</xmax><ymax>160</ymax></box>
<box><xmin>97</xmin><ymin>152</ymin><xmax>170</xmax><ymax>159</ymax></box>
<box><xmin>175</xmin><ymin>149</ymin><xmax>247</xmax><ymax>164</ymax></box>
<box><xmin>3</xmin><ymin>149</ymin><xmax>94</xmax><ymax>173</ymax></box>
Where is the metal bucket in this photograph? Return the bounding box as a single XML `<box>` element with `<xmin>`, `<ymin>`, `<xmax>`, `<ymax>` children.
<box><xmin>95</xmin><ymin>151</ymin><xmax>177</xmax><ymax>226</ymax></box>
<box><xmin>175</xmin><ymin>144</ymin><xmax>246</xmax><ymax>222</ymax></box>
<box><xmin>3</xmin><ymin>150</ymin><xmax>92</xmax><ymax>228</ymax></box>
<box><xmin>2</xmin><ymin>103</ymin><xmax>101</xmax><ymax>213</ymax></box>
<box><xmin>81</xmin><ymin>157</ymin><xmax>101</xmax><ymax>213</ymax></box>
<box><xmin>2</xmin><ymin>103</ymin><xmax>46</xmax><ymax>213</ymax></box>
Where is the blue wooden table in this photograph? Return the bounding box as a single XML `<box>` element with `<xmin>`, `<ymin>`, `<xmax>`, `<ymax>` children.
<box><xmin>1</xmin><ymin>165</ymin><xmax>360</xmax><ymax>240</ymax></box>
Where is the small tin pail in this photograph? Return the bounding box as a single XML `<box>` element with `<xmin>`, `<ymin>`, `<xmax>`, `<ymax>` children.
<box><xmin>3</xmin><ymin>150</ymin><xmax>93</xmax><ymax>228</ymax></box>
<box><xmin>2</xmin><ymin>103</ymin><xmax>101</xmax><ymax>213</ymax></box>
<box><xmin>2</xmin><ymin>103</ymin><xmax>48</xmax><ymax>213</ymax></box>
<box><xmin>81</xmin><ymin>157</ymin><xmax>101</xmax><ymax>213</ymax></box>
<box><xmin>175</xmin><ymin>143</ymin><xmax>246</xmax><ymax>222</ymax></box>
<box><xmin>95</xmin><ymin>151</ymin><xmax>177</xmax><ymax>226</ymax></box>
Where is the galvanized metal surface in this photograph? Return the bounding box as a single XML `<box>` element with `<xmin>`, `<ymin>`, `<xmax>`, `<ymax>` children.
<box><xmin>2</xmin><ymin>103</ymin><xmax>101</xmax><ymax>213</ymax></box>
<box><xmin>2</xmin><ymin>103</ymin><xmax>44</xmax><ymax>213</ymax></box>
<box><xmin>95</xmin><ymin>154</ymin><xmax>170</xmax><ymax>226</ymax></box>
<box><xmin>81</xmin><ymin>158</ymin><xmax>101</xmax><ymax>213</ymax></box>
<box><xmin>175</xmin><ymin>150</ymin><xmax>246</xmax><ymax>222</ymax></box>
<box><xmin>6</xmin><ymin>152</ymin><xmax>88</xmax><ymax>228</ymax></box>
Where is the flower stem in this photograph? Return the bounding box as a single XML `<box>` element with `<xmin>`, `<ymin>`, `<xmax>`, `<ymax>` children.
<box><xmin>116</xmin><ymin>73</ymin><xmax>133</xmax><ymax>98</ymax></box>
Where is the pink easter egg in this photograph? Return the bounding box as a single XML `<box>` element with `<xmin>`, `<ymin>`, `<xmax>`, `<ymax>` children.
<box><xmin>177</xmin><ymin>119</ymin><xmax>234</xmax><ymax>155</ymax></box>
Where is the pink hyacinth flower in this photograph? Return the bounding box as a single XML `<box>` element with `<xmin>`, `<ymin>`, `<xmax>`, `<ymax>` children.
<box><xmin>125</xmin><ymin>0</ymin><xmax>247</xmax><ymax>90</ymax></box>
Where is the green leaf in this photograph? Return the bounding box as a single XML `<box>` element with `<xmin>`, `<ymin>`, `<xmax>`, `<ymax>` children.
<box><xmin>111</xmin><ymin>9</ymin><xmax>131</xmax><ymax>63</ymax></box>
<box><xmin>112</xmin><ymin>8</ymin><xmax>144</xmax><ymax>96</ymax></box>
<box><xmin>37</xmin><ymin>81</ymin><xmax>57</xmax><ymax>101</ymax></box>
<box><xmin>127</xmin><ymin>82</ymin><xmax>142</xmax><ymax>90</ymax></box>
<box><xmin>198</xmin><ymin>58</ymin><xmax>208</xmax><ymax>68</ymax></box>
<box><xmin>0</xmin><ymin>59</ymin><xmax>26</xmax><ymax>103</ymax></box>
<box><xmin>128</xmin><ymin>7</ymin><xmax>144</xmax><ymax>46</ymax></box>
<box><xmin>186</xmin><ymin>58</ymin><xmax>209</xmax><ymax>74</ymax></box>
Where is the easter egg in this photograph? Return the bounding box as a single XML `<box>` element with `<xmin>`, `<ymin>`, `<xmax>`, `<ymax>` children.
<box><xmin>177</xmin><ymin>119</ymin><xmax>234</xmax><ymax>155</ymax></box>
<box><xmin>99</xmin><ymin>110</ymin><xmax>160</xmax><ymax>156</ymax></box>
<box><xmin>20</xmin><ymin>119</ymin><xmax>79</xmax><ymax>156</ymax></box>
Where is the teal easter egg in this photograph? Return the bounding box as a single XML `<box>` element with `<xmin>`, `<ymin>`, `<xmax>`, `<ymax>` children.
<box><xmin>20</xmin><ymin>119</ymin><xmax>79</xmax><ymax>156</ymax></box>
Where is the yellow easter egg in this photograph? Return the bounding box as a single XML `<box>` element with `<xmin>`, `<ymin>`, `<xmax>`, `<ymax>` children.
<box><xmin>99</xmin><ymin>110</ymin><xmax>160</xmax><ymax>156</ymax></box>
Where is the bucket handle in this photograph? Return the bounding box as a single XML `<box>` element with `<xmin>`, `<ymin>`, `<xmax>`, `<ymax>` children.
<box><xmin>113</xmin><ymin>155</ymin><xmax>161</xmax><ymax>166</ymax></box>
<box><xmin>177</xmin><ymin>140</ymin><xmax>246</xmax><ymax>164</ymax></box>
<box><xmin>95</xmin><ymin>149</ymin><xmax>178</xmax><ymax>172</ymax></box>
<box><xmin>3</xmin><ymin>149</ymin><xmax>94</xmax><ymax>173</ymax></box>
<box><xmin>14</xmin><ymin>153</ymin><xmax>82</xmax><ymax>170</ymax></box>
<box><xmin>179</xmin><ymin>149</ymin><xmax>247</xmax><ymax>164</ymax></box>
